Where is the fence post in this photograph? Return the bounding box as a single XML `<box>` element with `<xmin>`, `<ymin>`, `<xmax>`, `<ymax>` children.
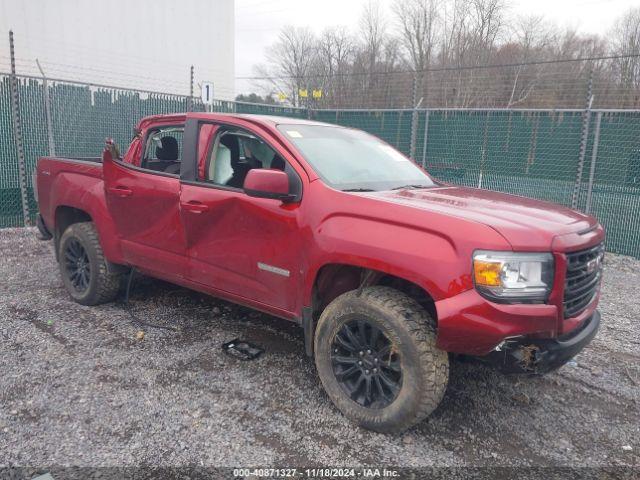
<box><xmin>421</xmin><ymin>110</ymin><xmax>430</xmax><ymax>168</ymax></box>
<box><xmin>187</xmin><ymin>65</ymin><xmax>194</xmax><ymax>112</ymax></box>
<box><xmin>585</xmin><ymin>111</ymin><xmax>602</xmax><ymax>215</ymax></box>
<box><xmin>409</xmin><ymin>74</ymin><xmax>422</xmax><ymax>160</ymax></box>
<box><xmin>478</xmin><ymin>111</ymin><xmax>490</xmax><ymax>189</ymax></box>
<box><xmin>36</xmin><ymin>59</ymin><xmax>56</xmax><ymax>156</ymax></box>
<box><xmin>8</xmin><ymin>30</ymin><xmax>31</xmax><ymax>226</ymax></box>
<box><xmin>571</xmin><ymin>69</ymin><xmax>594</xmax><ymax>210</ymax></box>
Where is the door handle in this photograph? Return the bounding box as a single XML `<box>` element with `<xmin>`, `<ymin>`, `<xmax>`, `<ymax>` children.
<box><xmin>181</xmin><ymin>200</ymin><xmax>209</xmax><ymax>213</ymax></box>
<box><xmin>107</xmin><ymin>186</ymin><xmax>133</xmax><ymax>197</ymax></box>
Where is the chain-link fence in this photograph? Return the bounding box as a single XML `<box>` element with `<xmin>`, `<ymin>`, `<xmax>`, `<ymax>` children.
<box><xmin>1</xmin><ymin>69</ymin><xmax>640</xmax><ymax>257</ymax></box>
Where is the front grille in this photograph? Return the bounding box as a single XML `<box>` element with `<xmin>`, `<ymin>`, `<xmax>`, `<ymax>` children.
<box><xmin>563</xmin><ymin>243</ymin><xmax>604</xmax><ymax>319</ymax></box>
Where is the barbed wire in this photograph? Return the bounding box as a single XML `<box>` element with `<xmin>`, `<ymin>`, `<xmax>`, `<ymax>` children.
<box><xmin>236</xmin><ymin>53</ymin><xmax>640</xmax><ymax>80</ymax></box>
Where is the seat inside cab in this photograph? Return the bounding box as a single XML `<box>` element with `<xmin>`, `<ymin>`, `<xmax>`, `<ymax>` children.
<box><xmin>204</xmin><ymin>131</ymin><xmax>286</xmax><ymax>188</ymax></box>
<box><xmin>143</xmin><ymin>127</ymin><xmax>184</xmax><ymax>174</ymax></box>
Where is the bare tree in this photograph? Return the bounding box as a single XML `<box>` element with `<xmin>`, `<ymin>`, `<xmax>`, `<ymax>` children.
<box><xmin>255</xmin><ymin>26</ymin><xmax>317</xmax><ymax>106</ymax></box>
<box><xmin>357</xmin><ymin>0</ymin><xmax>391</xmax><ymax>105</ymax></box>
<box><xmin>378</xmin><ymin>36</ymin><xmax>410</xmax><ymax>107</ymax></box>
<box><xmin>360</xmin><ymin>0</ymin><xmax>387</xmax><ymax>73</ymax></box>
<box><xmin>439</xmin><ymin>0</ymin><xmax>471</xmax><ymax>66</ymax></box>
<box><xmin>248</xmin><ymin>0</ymin><xmax>640</xmax><ymax>109</ymax></box>
<box><xmin>315</xmin><ymin>27</ymin><xmax>355</xmax><ymax>107</ymax></box>
<box><xmin>610</xmin><ymin>7</ymin><xmax>640</xmax><ymax>89</ymax></box>
<box><xmin>393</xmin><ymin>0</ymin><xmax>441</xmax><ymax>71</ymax></box>
<box><xmin>393</xmin><ymin>0</ymin><xmax>441</xmax><ymax>105</ymax></box>
<box><xmin>512</xmin><ymin>15</ymin><xmax>555</xmax><ymax>61</ymax></box>
<box><xmin>468</xmin><ymin>0</ymin><xmax>506</xmax><ymax>63</ymax></box>
<box><xmin>492</xmin><ymin>16</ymin><xmax>556</xmax><ymax>107</ymax></box>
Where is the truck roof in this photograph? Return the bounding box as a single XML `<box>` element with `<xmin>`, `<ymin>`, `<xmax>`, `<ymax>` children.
<box><xmin>135</xmin><ymin>112</ymin><xmax>343</xmax><ymax>138</ymax></box>
<box><xmin>187</xmin><ymin>112</ymin><xmax>338</xmax><ymax>128</ymax></box>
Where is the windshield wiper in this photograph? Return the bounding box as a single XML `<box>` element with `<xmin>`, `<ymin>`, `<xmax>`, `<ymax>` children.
<box><xmin>341</xmin><ymin>188</ymin><xmax>377</xmax><ymax>192</ymax></box>
<box><xmin>390</xmin><ymin>184</ymin><xmax>432</xmax><ymax>190</ymax></box>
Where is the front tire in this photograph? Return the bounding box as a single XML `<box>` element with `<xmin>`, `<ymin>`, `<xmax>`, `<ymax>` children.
<box><xmin>314</xmin><ymin>286</ymin><xmax>449</xmax><ymax>433</ymax></box>
<box><xmin>58</xmin><ymin>222</ymin><xmax>122</xmax><ymax>305</ymax></box>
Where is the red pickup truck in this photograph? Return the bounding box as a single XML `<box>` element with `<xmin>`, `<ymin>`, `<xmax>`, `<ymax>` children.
<box><xmin>35</xmin><ymin>112</ymin><xmax>604</xmax><ymax>433</ymax></box>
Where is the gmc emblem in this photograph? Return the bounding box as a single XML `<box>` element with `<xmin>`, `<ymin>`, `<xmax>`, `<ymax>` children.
<box><xmin>586</xmin><ymin>255</ymin><xmax>602</xmax><ymax>274</ymax></box>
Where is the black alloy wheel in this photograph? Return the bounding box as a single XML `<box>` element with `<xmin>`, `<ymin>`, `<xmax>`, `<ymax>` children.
<box><xmin>331</xmin><ymin>318</ymin><xmax>402</xmax><ymax>409</ymax></box>
<box><xmin>315</xmin><ymin>287</ymin><xmax>449</xmax><ymax>432</ymax></box>
<box><xmin>58</xmin><ymin>222</ymin><xmax>122</xmax><ymax>305</ymax></box>
<box><xmin>63</xmin><ymin>237</ymin><xmax>91</xmax><ymax>293</ymax></box>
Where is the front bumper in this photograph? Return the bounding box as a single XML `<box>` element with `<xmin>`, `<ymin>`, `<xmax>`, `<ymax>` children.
<box><xmin>435</xmin><ymin>288</ymin><xmax>560</xmax><ymax>355</ymax></box>
<box><xmin>482</xmin><ymin>310</ymin><xmax>600</xmax><ymax>374</ymax></box>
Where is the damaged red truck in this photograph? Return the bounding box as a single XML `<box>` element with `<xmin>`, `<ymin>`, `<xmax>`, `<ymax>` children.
<box><xmin>34</xmin><ymin>112</ymin><xmax>604</xmax><ymax>433</ymax></box>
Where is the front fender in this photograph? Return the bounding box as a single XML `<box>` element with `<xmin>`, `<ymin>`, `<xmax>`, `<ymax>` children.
<box><xmin>302</xmin><ymin>212</ymin><xmax>508</xmax><ymax>307</ymax></box>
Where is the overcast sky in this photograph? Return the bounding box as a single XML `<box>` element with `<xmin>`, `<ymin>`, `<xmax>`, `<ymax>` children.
<box><xmin>235</xmin><ymin>0</ymin><xmax>639</xmax><ymax>92</ymax></box>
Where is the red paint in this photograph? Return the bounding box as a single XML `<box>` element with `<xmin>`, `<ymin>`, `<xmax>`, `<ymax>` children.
<box><xmin>243</xmin><ymin>169</ymin><xmax>290</xmax><ymax>195</ymax></box>
<box><xmin>123</xmin><ymin>136</ymin><xmax>142</xmax><ymax>165</ymax></box>
<box><xmin>36</xmin><ymin>113</ymin><xmax>605</xmax><ymax>356</ymax></box>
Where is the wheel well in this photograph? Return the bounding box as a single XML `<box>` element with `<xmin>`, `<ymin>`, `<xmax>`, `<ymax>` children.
<box><xmin>53</xmin><ymin>206</ymin><xmax>92</xmax><ymax>260</ymax></box>
<box><xmin>312</xmin><ymin>264</ymin><xmax>437</xmax><ymax>322</ymax></box>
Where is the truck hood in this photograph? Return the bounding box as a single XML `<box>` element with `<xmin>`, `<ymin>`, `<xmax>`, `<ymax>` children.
<box><xmin>369</xmin><ymin>186</ymin><xmax>596</xmax><ymax>250</ymax></box>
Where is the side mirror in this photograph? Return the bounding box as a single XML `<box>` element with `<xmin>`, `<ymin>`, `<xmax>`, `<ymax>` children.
<box><xmin>243</xmin><ymin>169</ymin><xmax>294</xmax><ymax>202</ymax></box>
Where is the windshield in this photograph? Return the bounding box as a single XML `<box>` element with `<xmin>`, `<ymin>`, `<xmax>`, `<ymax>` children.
<box><xmin>277</xmin><ymin>124</ymin><xmax>436</xmax><ymax>191</ymax></box>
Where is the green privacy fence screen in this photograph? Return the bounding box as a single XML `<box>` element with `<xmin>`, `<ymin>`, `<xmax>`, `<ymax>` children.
<box><xmin>1</xmin><ymin>74</ymin><xmax>639</xmax><ymax>257</ymax></box>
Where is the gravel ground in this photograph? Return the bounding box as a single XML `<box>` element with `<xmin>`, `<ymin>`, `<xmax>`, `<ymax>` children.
<box><xmin>0</xmin><ymin>227</ymin><xmax>638</xmax><ymax>471</ymax></box>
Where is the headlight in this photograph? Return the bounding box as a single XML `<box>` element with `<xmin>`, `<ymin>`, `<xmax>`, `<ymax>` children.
<box><xmin>473</xmin><ymin>251</ymin><xmax>554</xmax><ymax>303</ymax></box>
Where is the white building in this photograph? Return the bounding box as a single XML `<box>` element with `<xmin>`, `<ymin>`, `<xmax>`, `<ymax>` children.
<box><xmin>0</xmin><ymin>0</ymin><xmax>235</xmax><ymax>99</ymax></box>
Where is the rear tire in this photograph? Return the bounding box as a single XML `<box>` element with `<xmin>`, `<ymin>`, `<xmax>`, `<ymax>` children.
<box><xmin>314</xmin><ymin>286</ymin><xmax>449</xmax><ymax>433</ymax></box>
<box><xmin>58</xmin><ymin>222</ymin><xmax>122</xmax><ymax>305</ymax></box>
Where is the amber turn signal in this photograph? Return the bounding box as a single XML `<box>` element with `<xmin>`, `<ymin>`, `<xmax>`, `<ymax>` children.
<box><xmin>473</xmin><ymin>260</ymin><xmax>503</xmax><ymax>287</ymax></box>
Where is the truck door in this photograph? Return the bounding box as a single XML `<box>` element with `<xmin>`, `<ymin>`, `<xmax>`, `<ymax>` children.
<box><xmin>103</xmin><ymin>124</ymin><xmax>186</xmax><ymax>280</ymax></box>
<box><xmin>179</xmin><ymin>121</ymin><xmax>304</xmax><ymax>316</ymax></box>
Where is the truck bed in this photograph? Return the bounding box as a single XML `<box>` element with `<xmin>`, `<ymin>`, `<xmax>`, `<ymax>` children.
<box><xmin>38</xmin><ymin>156</ymin><xmax>104</xmax><ymax>173</ymax></box>
<box><xmin>47</xmin><ymin>156</ymin><xmax>102</xmax><ymax>163</ymax></box>
<box><xmin>36</xmin><ymin>156</ymin><xmax>105</xmax><ymax>232</ymax></box>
